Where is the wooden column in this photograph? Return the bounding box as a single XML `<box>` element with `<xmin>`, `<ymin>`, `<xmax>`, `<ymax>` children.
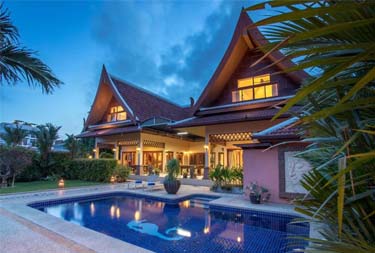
<box><xmin>203</xmin><ymin>134</ymin><xmax>209</xmax><ymax>179</ymax></box>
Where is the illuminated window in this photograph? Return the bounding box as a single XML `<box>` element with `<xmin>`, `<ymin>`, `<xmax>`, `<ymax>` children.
<box><xmin>107</xmin><ymin>105</ymin><xmax>127</xmax><ymax>122</ymax></box>
<box><xmin>233</xmin><ymin>74</ymin><xmax>277</xmax><ymax>102</ymax></box>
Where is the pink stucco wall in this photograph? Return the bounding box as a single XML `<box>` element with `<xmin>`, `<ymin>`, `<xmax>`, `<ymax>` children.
<box><xmin>243</xmin><ymin>147</ymin><xmax>287</xmax><ymax>203</ymax></box>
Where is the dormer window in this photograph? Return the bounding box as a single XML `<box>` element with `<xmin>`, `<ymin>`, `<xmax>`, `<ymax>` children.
<box><xmin>232</xmin><ymin>74</ymin><xmax>278</xmax><ymax>102</ymax></box>
<box><xmin>107</xmin><ymin>105</ymin><xmax>127</xmax><ymax>122</ymax></box>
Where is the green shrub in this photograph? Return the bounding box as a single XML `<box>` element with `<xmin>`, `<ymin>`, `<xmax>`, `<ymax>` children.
<box><xmin>113</xmin><ymin>164</ymin><xmax>131</xmax><ymax>182</ymax></box>
<box><xmin>17</xmin><ymin>151</ymin><xmax>72</xmax><ymax>181</ymax></box>
<box><xmin>100</xmin><ymin>152</ymin><xmax>114</xmax><ymax>159</ymax></box>
<box><xmin>209</xmin><ymin>165</ymin><xmax>243</xmax><ymax>188</ymax></box>
<box><xmin>49</xmin><ymin>152</ymin><xmax>71</xmax><ymax>177</ymax></box>
<box><xmin>66</xmin><ymin>159</ymin><xmax>117</xmax><ymax>182</ymax></box>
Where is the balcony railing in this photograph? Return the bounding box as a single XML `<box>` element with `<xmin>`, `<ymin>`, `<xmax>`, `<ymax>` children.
<box><xmin>232</xmin><ymin>84</ymin><xmax>278</xmax><ymax>103</ymax></box>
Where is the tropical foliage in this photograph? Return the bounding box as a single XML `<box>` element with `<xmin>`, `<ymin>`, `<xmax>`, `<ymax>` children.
<box><xmin>64</xmin><ymin>134</ymin><xmax>79</xmax><ymax>159</ymax></box>
<box><xmin>0</xmin><ymin>4</ymin><xmax>61</xmax><ymax>93</ymax></box>
<box><xmin>0</xmin><ymin>146</ymin><xmax>33</xmax><ymax>187</ymax></box>
<box><xmin>165</xmin><ymin>158</ymin><xmax>180</xmax><ymax>182</ymax></box>
<box><xmin>113</xmin><ymin>164</ymin><xmax>131</xmax><ymax>182</ymax></box>
<box><xmin>35</xmin><ymin>123</ymin><xmax>61</xmax><ymax>176</ymax></box>
<box><xmin>209</xmin><ymin>165</ymin><xmax>243</xmax><ymax>190</ymax></box>
<box><xmin>0</xmin><ymin>123</ymin><xmax>28</xmax><ymax>146</ymax></box>
<box><xmin>246</xmin><ymin>0</ymin><xmax>375</xmax><ymax>251</ymax></box>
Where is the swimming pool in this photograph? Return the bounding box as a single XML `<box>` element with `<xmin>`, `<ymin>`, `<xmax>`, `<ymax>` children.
<box><xmin>30</xmin><ymin>192</ymin><xmax>309</xmax><ymax>253</ymax></box>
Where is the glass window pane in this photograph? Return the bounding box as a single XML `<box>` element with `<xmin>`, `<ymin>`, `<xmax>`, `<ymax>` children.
<box><xmin>111</xmin><ymin>114</ymin><xmax>116</xmax><ymax>121</ymax></box>
<box><xmin>117</xmin><ymin>106</ymin><xmax>124</xmax><ymax>112</ymax></box>
<box><xmin>265</xmin><ymin>85</ymin><xmax>273</xmax><ymax>97</ymax></box>
<box><xmin>240</xmin><ymin>88</ymin><xmax>253</xmax><ymax>101</ymax></box>
<box><xmin>110</xmin><ymin>106</ymin><xmax>116</xmax><ymax>113</ymax></box>
<box><xmin>232</xmin><ymin>91</ymin><xmax>240</xmax><ymax>102</ymax></box>
<box><xmin>117</xmin><ymin>112</ymin><xmax>127</xmax><ymax>121</ymax></box>
<box><xmin>237</xmin><ymin>78</ymin><xmax>253</xmax><ymax>88</ymax></box>
<box><xmin>253</xmin><ymin>74</ymin><xmax>270</xmax><ymax>85</ymax></box>
<box><xmin>254</xmin><ymin>86</ymin><xmax>266</xmax><ymax>99</ymax></box>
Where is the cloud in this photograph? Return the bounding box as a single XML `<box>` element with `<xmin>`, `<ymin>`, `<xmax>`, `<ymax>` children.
<box><xmin>92</xmin><ymin>1</ymin><xmax>247</xmax><ymax>105</ymax></box>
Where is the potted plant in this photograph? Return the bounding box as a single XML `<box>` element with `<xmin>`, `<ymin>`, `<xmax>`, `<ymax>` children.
<box><xmin>163</xmin><ymin>159</ymin><xmax>181</xmax><ymax>194</ymax></box>
<box><xmin>246</xmin><ymin>182</ymin><xmax>269</xmax><ymax>204</ymax></box>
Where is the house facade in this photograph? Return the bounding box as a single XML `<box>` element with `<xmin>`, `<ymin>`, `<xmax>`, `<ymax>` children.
<box><xmin>77</xmin><ymin>12</ymin><xmax>310</xmax><ymax>203</ymax></box>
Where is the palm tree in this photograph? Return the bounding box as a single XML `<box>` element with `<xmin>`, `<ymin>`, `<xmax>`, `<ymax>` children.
<box><xmin>0</xmin><ymin>123</ymin><xmax>28</xmax><ymax>146</ymax></box>
<box><xmin>35</xmin><ymin>123</ymin><xmax>61</xmax><ymax>175</ymax></box>
<box><xmin>64</xmin><ymin>134</ymin><xmax>79</xmax><ymax>159</ymax></box>
<box><xmin>246</xmin><ymin>1</ymin><xmax>375</xmax><ymax>252</ymax></box>
<box><xmin>0</xmin><ymin>3</ymin><xmax>62</xmax><ymax>93</ymax></box>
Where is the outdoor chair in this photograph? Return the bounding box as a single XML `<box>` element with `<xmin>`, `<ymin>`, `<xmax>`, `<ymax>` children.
<box><xmin>128</xmin><ymin>179</ymin><xmax>144</xmax><ymax>190</ymax></box>
<box><xmin>143</xmin><ymin>175</ymin><xmax>163</xmax><ymax>191</ymax></box>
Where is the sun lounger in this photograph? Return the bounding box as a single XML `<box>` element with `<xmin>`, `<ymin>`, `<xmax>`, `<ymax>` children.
<box><xmin>143</xmin><ymin>175</ymin><xmax>163</xmax><ymax>191</ymax></box>
<box><xmin>128</xmin><ymin>179</ymin><xmax>144</xmax><ymax>189</ymax></box>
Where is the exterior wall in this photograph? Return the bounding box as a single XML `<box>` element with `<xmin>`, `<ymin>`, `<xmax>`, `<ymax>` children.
<box><xmin>243</xmin><ymin>147</ymin><xmax>288</xmax><ymax>204</ymax></box>
<box><xmin>243</xmin><ymin>143</ymin><xmax>311</xmax><ymax>203</ymax></box>
<box><xmin>211</xmin><ymin>51</ymin><xmax>299</xmax><ymax>107</ymax></box>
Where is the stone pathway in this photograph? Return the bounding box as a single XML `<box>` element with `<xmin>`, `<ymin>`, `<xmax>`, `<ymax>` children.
<box><xmin>0</xmin><ymin>208</ymin><xmax>94</xmax><ymax>253</ymax></box>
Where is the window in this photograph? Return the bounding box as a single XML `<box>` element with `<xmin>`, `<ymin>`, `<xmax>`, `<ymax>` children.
<box><xmin>232</xmin><ymin>74</ymin><xmax>278</xmax><ymax>102</ymax></box>
<box><xmin>107</xmin><ymin>105</ymin><xmax>127</xmax><ymax>122</ymax></box>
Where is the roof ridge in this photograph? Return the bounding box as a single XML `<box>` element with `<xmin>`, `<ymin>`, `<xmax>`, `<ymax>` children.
<box><xmin>109</xmin><ymin>75</ymin><xmax>185</xmax><ymax>109</ymax></box>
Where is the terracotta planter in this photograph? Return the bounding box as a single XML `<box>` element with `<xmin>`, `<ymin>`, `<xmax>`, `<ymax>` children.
<box><xmin>250</xmin><ymin>194</ymin><xmax>261</xmax><ymax>204</ymax></box>
<box><xmin>163</xmin><ymin>180</ymin><xmax>181</xmax><ymax>194</ymax></box>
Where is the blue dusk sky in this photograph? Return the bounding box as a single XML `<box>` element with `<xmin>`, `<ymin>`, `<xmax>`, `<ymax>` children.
<box><xmin>0</xmin><ymin>0</ymin><xmax>267</xmax><ymax>137</ymax></box>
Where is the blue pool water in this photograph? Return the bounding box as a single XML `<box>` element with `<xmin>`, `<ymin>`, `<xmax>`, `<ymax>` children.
<box><xmin>31</xmin><ymin>193</ymin><xmax>309</xmax><ymax>253</ymax></box>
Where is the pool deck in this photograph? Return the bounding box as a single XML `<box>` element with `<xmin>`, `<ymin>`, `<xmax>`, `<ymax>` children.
<box><xmin>0</xmin><ymin>182</ymin><xmax>318</xmax><ymax>253</ymax></box>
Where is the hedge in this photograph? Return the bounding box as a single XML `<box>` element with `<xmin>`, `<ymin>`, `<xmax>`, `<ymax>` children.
<box><xmin>66</xmin><ymin>159</ymin><xmax>117</xmax><ymax>182</ymax></box>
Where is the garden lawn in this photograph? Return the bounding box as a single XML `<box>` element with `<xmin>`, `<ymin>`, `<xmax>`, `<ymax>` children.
<box><xmin>0</xmin><ymin>180</ymin><xmax>105</xmax><ymax>194</ymax></box>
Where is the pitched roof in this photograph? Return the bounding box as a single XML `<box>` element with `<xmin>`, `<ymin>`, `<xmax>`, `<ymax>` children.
<box><xmin>192</xmin><ymin>11</ymin><xmax>309</xmax><ymax>113</ymax></box>
<box><xmin>110</xmin><ymin>76</ymin><xmax>190</xmax><ymax>122</ymax></box>
<box><xmin>84</xmin><ymin>66</ymin><xmax>190</xmax><ymax>129</ymax></box>
<box><xmin>77</xmin><ymin>125</ymin><xmax>140</xmax><ymax>138</ymax></box>
<box><xmin>252</xmin><ymin>117</ymin><xmax>301</xmax><ymax>140</ymax></box>
<box><xmin>171</xmin><ymin>107</ymin><xmax>298</xmax><ymax>128</ymax></box>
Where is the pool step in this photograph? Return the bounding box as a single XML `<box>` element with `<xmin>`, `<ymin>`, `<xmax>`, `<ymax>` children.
<box><xmin>189</xmin><ymin>197</ymin><xmax>214</xmax><ymax>209</ymax></box>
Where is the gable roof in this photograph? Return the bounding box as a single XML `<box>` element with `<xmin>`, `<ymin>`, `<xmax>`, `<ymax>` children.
<box><xmin>84</xmin><ymin>65</ymin><xmax>190</xmax><ymax>130</ymax></box>
<box><xmin>192</xmin><ymin>10</ymin><xmax>309</xmax><ymax>113</ymax></box>
<box><xmin>110</xmin><ymin>76</ymin><xmax>190</xmax><ymax>122</ymax></box>
<box><xmin>84</xmin><ymin>65</ymin><xmax>137</xmax><ymax>129</ymax></box>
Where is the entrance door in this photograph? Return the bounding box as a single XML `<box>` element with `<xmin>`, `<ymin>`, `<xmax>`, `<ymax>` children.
<box><xmin>122</xmin><ymin>152</ymin><xmax>136</xmax><ymax>166</ymax></box>
<box><xmin>143</xmin><ymin>151</ymin><xmax>163</xmax><ymax>170</ymax></box>
<box><xmin>227</xmin><ymin>149</ymin><xmax>243</xmax><ymax>168</ymax></box>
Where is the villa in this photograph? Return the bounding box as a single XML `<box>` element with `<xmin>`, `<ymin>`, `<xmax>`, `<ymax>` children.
<box><xmin>77</xmin><ymin>12</ymin><xmax>310</xmax><ymax>203</ymax></box>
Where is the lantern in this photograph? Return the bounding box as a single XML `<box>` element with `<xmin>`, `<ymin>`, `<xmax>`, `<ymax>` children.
<box><xmin>110</xmin><ymin>176</ymin><xmax>116</xmax><ymax>184</ymax></box>
<box><xmin>58</xmin><ymin>179</ymin><xmax>65</xmax><ymax>188</ymax></box>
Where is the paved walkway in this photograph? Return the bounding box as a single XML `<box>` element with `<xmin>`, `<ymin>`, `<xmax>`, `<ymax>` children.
<box><xmin>0</xmin><ymin>182</ymin><xmax>302</xmax><ymax>253</ymax></box>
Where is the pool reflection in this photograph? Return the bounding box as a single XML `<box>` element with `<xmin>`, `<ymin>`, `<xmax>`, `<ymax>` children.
<box><xmin>39</xmin><ymin>195</ymin><xmax>308</xmax><ymax>253</ymax></box>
